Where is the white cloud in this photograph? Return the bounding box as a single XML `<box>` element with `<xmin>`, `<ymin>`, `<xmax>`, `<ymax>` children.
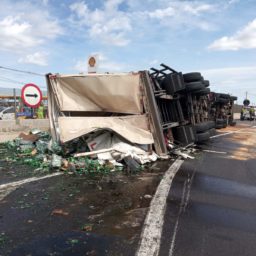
<box><xmin>104</xmin><ymin>0</ymin><xmax>124</xmax><ymax>11</ymax></box>
<box><xmin>143</xmin><ymin>2</ymin><xmax>217</xmax><ymax>31</ymax></box>
<box><xmin>176</xmin><ymin>3</ymin><xmax>215</xmax><ymax>16</ymax></box>
<box><xmin>74</xmin><ymin>53</ymin><xmax>127</xmax><ymax>73</ymax></box>
<box><xmin>69</xmin><ymin>1</ymin><xmax>88</xmax><ymax>18</ymax></box>
<box><xmin>100</xmin><ymin>60</ymin><xmax>127</xmax><ymax>72</ymax></box>
<box><xmin>147</xmin><ymin>7</ymin><xmax>175</xmax><ymax>19</ymax></box>
<box><xmin>208</xmin><ymin>18</ymin><xmax>256</xmax><ymax>50</ymax></box>
<box><xmin>0</xmin><ymin>16</ymin><xmax>40</xmax><ymax>50</ymax></box>
<box><xmin>227</xmin><ymin>0</ymin><xmax>239</xmax><ymax>5</ymax></box>
<box><xmin>149</xmin><ymin>59</ymin><xmax>159</xmax><ymax>65</ymax></box>
<box><xmin>42</xmin><ymin>0</ymin><xmax>49</xmax><ymax>5</ymax></box>
<box><xmin>74</xmin><ymin>60</ymin><xmax>87</xmax><ymax>73</ymax></box>
<box><xmin>0</xmin><ymin>1</ymin><xmax>62</xmax><ymax>52</ymax></box>
<box><xmin>18</xmin><ymin>52</ymin><xmax>48</xmax><ymax>66</ymax></box>
<box><xmin>69</xmin><ymin>0</ymin><xmax>131</xmax><ymax>46</ymax></box>
<box><xmin>69</xmin><ymin>0</ymin><xmax>218</xmax><ymax>47</ymax></box>
<box><xmin>88</xmin><ymin>17</ymin><xmax>131</xmax><ymax>46</ymax></box>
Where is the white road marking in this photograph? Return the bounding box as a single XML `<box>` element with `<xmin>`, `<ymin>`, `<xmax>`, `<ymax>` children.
<box><xmin>136</xmin><ymin>159</ymin><xmax>184</xmax><ymax>256</ymax></box>
<box><xmin>169</xmin><ymin>180</ymin><xmax>187</xmax><ymax>256</ymax></box>
<box><xmin>202</xmin><ymin>150</ymin><xmax>227</xmax><ymax>154</ymax></box>
<box><xmin>0</xmin><ymin>172</ymin><xmax>62</xmax><ymax>190</ymax></box>
<box><xmin>169</xmin><ymin>171</ymin><xmax>195</xmax><ymax>256</ymax></box>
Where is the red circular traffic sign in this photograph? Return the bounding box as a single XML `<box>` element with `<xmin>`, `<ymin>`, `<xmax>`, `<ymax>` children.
<box><xmin>21</xmin><ymin>83</ymin><xmax>42</xmax><ymax>108</ymax></box>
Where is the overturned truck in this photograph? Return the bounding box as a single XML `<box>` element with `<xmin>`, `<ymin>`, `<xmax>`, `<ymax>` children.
<box><xmin>46</xmin><ymin>65</ymin><xmax>237</xmax><ymax>163</ymax></box>
<box><xmin>46</xmin><ymin>71</ymin><xmax>169</xmax><ymax>163</ymax></box>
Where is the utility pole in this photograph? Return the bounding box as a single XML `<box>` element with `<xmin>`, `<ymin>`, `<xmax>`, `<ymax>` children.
<box><xmin>13</xmin><ymin>88</ymin><xmax>16</xmax><ymax>118</ymax></box>
<box><xmin>13</xmin><ymin>88</ymin><xmax>18</xmax><ymax>124</ymax></box>
<box><xmin>246</xmin><ymin>91</ymin><xmax>248</xmax><ymax>99</ymax></box>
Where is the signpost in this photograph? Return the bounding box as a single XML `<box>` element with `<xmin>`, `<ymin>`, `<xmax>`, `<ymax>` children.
<box><xmin>21</xmin><ymin>83</ymin><xmax>42</xmax><ymax>108</ymax></box>
<box><xmin>88</xmin><ymin>54</ymin><xmax>99</xmax><ymax>73</ymax></box>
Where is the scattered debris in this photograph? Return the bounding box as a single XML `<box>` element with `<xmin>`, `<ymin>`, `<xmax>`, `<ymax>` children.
<box><xmin>66</xmin><ymin>238</ymin><xmax>79</xmax><ymax>246</ymax></box>
<box><xmin>88</xmin><ymin>214</ymin><xmax>103</xmax><ymax>221</ymax></box>
<box><xmin>31</xmin><ymin>148</ymin><xmax>37</xmax><ymax>156</ymax></box>
<box><xmin>51</xmin><ymin>209</ymin><xmax>69</xmax><ymax>216</ymax></box>
<box><xmin>2</xmin><ymin>128</ymin><xmax>197</xmax><ymax>176</ymax></box>
<box><xmin>0</xmin><ymin>232</ymin><xmax>7</xmax><ymax>248</ymax></box>
<box><xmin>51</xmin><ymin>154</ymin><xmax>62</xmax><ymax>168</ymax></box>
<box><xmin>173</xmin><ymin>149</ymin><xmax>195</xmax><ymax>159</ymax></box>
<box><xmin>81</xmin><ymin>224</ymin><xmax>93</xmax><ymax>232</ymax></box>
<box><xmin>2</xmin><ymin>119</ymin><xmax>197</xmax><ymax>175</ymax></box>
<box><xmin>19</xmin><ymin>132</ymin><xmax>39</xmax><ymax>143</ymax></box>
<box><xmin>144</xmin><ymin>194</ymin><xmax>152</xmax><ymax>199</ymax></box>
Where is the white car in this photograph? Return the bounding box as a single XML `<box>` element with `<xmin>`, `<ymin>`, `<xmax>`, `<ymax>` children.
<box><xmin>0</xmin><ymin>106</ymin><xmax>15</xmax><ymax>120</ymax></box>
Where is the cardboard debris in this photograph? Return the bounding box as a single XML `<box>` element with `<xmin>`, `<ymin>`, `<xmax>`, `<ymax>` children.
<box><xmin>51</xmin><ymin>154</ymin><xmax>62</xmax><ymax>168</ymax></box>
<box><xmin>19</xmin><ymin>132</ymin><xmax>39</xmax><ymax>143</ymax></box>
<box><xmin>173</xmin><ymin>149</ymin><xmax>195</xmax><ymax>159</ymax></box>
<box><xmin>51</xmin><ymin>209</ymin><xmax>69</xmax><ymax>216</ymax></box>
<box><xmin>74</xmin><ymin>148</ymin><xmax>114</xmax><ymax>158</ymax></box>
<box><xmin>4</xmin><ymin>127</ymin><xmax>196</xmax><ymax>174</ymax></box>
<box><xmin>84</xmin><ymin>132</ymin><xmax>158</xmax><ymax>166</ymax></box>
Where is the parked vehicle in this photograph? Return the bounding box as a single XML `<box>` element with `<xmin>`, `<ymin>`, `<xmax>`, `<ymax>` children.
<box><xmin>16</xmin><ymin>107</ymin><xmax>34</xmax><ymax>119</ymax></box>
<box><xmin>209</xmin><ymin>93</ymin><xmax>237</xmax><ymax>128</ymax></box>
<box><xmin>240</xmin><ymin>106</ymin><xmax>255</xmax><ymax>121</ymax></box>
<box><xmin>0</xmin><ymin>106</ymin><xmax>15</xmax><ymax>120</ymax></box>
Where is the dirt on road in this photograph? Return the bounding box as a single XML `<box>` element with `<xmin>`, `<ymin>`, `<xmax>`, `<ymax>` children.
<box><xmin>0</xmin><ymin>143</ymin><xmax>173</xmax><ymax>256</ymax></box>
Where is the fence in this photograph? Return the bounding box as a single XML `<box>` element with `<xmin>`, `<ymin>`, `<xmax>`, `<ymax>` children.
<box><xmin>0</xmin><ymin>87</ymin><xmax>47</xmax><ymax>118</ymax></box>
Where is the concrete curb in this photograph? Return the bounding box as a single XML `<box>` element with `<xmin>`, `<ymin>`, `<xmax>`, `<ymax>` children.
<box><xmin>0</xmin><ymin>119</ymin><xmax>49</xmax><ymax>132</ymax></box>
<box><xmin>136</xmin><ymin>159</ymin><xmax>184</xmax><ymax>256</ymax></box>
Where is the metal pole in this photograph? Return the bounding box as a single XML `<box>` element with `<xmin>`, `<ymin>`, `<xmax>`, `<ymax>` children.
<box><xmin>13</xmin><ymin>88</ymin><xmax>17</xmax><ymax>122</ymax></box>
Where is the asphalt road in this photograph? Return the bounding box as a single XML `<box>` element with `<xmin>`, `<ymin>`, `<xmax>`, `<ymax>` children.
<box><xmin>159</xmin><ymin>122</ymin><xmax>256</xmax><ymax>256</ymax></box>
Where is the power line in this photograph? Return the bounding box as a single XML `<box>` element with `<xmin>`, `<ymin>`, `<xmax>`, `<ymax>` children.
<box><xmin>0</xmin><ymin>76</ymin><xmax>25</xmax><ymax>85</ymax></box>
<box><xmin>0</xmin><ymin>78</ymin><xmax>23</xmax><ymax>85</ymax></box>
<box><xmin>0</xmin><ymin>65</ymin><xmax>44</xmax><ymax>77</ymax></box>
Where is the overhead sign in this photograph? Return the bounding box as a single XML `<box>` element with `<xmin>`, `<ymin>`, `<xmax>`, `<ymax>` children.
<box><xmin>21</xmin><ymin>83</ymin><xmax>42</xmax><ymax>108</ymax></box>
<box><xmin>88</xmin><ymin>54</ymin><xmax>99</xmax><ymax>73</ymax></box>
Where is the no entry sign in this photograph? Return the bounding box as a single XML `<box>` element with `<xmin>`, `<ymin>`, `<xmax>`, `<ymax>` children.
<box><xmin>21</xmin><ymin>83</ymin><xmax>42</xmax><ymax>108</ymax></box>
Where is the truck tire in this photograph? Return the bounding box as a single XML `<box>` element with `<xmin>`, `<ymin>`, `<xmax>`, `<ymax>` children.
<box><xmin>215</xmin><ymin>124</ymin><xmax>223</xmax><ymax>129</ymax></box>
<box><xmin>216</xmin><ymin>118</ymin><xmax>224</xmax><ymax>124</ymax></box>
<box><xmin>196</xmin><ymin>131</ymin><xmax>210</xmax><ymax>142</ymax></box>
<box><xmin>216</xmin><ymin>93</ymin><xmax>230</xmax><ymax>99</ymax></box>
<box><xmin>195</xmin><ymin>122</ymin><xmax>209</xmax><ymax>132</ymax></box>
<box><xmin>192</xmin><ymin>88</ymin><xmax>210</xmax><ymax>95</ymax></box>
<box><xmin>203</xmin><ymin>80</ymin><xmax>210</xmax><ymax>87</ymax></box>
<box><xmin>207</xmin><ymin>121</ymin><xmax>215</xmax><ymax>129</ymax></box>
<box><xmin>183</xmin><ymin>72</ymin><xmax>202</xmax><ymax>82</ymax></box>
<box><xmin>230</xmin><ymin>96</ymin><xmax>237</xmax><ymax>101</ymax></box>
<box><xmin>209</xmin><ymin>128</ymin><xmax>216</xmax><ymax>136</ymax></box>
<box><xmin>186</xmin><ymin>81</ymin><xmax>205</xmax><ymax>92</ymax></box>
<box><xmin>215</xmin><ymin>97</ymin><xmax>229</xmax><ymax>104</ymax></box>
<box><xmin>124</xmin><ymin>156</ymin><xmax>140</xmax><ymax>171</ymax></box>
<box><xmin>229</xmin><ymin>121</ymin><xmax>236</xmax><ymax>126</ymax></box>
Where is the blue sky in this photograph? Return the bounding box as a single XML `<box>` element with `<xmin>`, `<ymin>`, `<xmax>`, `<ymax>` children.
<box><xmin>0</xmin><ymin>0</ymin><xmax>256</xmax><ymax>104</ymax></box>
